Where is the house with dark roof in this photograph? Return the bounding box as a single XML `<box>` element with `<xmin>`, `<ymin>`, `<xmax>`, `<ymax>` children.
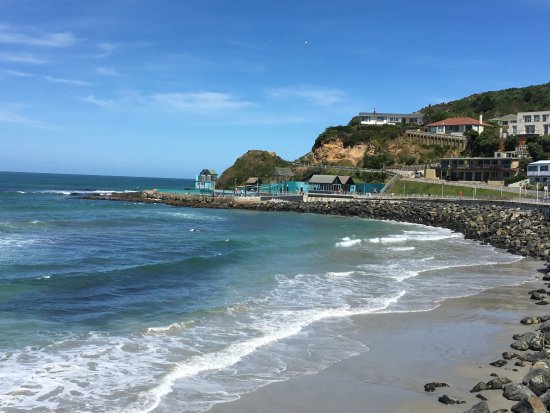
<box><xmin>338</xmin><ymin>176</ymin><xmax>355</xmax><ymax>192</ymax></box>
<box><xmin>195</xmin><ymin>169</ymin><xmax>218</xmax><ymax>191</ymax></box>
<box><xmin>308</xmin><ymin>175</ymin><xmax>343</xmax><ymax>193</ymax></box>
<box><xmin>426</xmin><ymin>117</ymin><xmax>491</xmax><ymax>136</ymax></box>
<box><xmin>271</xmin><ymin>167</ymin><xmax>294</xmax><ymax>182</ymax></box>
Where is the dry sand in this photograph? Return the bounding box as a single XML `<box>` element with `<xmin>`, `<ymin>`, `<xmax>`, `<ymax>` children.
<box><xmin>207</xmin><ymin>258</ymin><xmax>548</xmax><ymax>413</ymax></box>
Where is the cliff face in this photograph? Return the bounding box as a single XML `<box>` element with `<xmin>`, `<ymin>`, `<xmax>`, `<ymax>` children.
<box><xmin>306</xmin><ymin>138</ymin><xmax>373</xmax><ymax>167</ymax></box>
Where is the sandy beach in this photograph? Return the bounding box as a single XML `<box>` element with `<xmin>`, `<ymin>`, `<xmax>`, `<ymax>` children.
<box><xmin>208</xmin><ymin>258</ymin><xmax>547</xmax><ymax>413</ymax></box>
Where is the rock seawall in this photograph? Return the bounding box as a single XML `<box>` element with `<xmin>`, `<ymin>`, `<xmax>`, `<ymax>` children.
<box><xmin>88</xmin><ymin>192</ymin><xmax>550</xmax><ymax>264</ymax></box>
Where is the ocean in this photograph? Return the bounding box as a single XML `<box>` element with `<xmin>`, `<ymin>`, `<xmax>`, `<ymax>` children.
<box><xmin>0</xmin><ymin>171</ymin><xmax>534</xmax><ymax>412</ymax></box>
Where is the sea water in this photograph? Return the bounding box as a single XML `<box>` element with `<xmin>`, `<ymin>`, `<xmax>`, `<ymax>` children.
<box><xmin>0</xmin><ymin>171</ymin><xmax>534</xmax><ymax>412</ymax></box>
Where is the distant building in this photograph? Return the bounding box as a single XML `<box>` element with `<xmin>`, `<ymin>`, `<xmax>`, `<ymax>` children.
<box><xmin>271</xmin><ymin>167</ymin><xmax>294</xmax><ymax>182</ymax></box>
<box><xmin>527</xmin><ymin>160</ymin><xmax>550</xmax><ymax>185</ymax></box>
<box><xmin>515</xmin><ymin>111</ymin><xmax>550</xmax><ymax>136</ymax></box>
<box><xmin>338</xmin><ymin>176</ymin><xmax>355</xmax><ymax>192</ymax></box>
<box><xmin>195</xmin><ymin>169</ymin><xmax>217</xmax><ymax>190</ymax></box>
<box><xmin>359</xmin><ymin>111</ymin><xmax>423</xmax><ymax>126</ymax></box>
<box><xmin>245</xmin><ymin>177</ymin><xmax>262</xmax><ymax>189</ymax></box>
<box><xmin>437</xmin><ymin>157</ymin><xmax>520</xmax><ymax>182</ymax></box>
<box><xmin>426</xmin><ymin>117</ymin><xmax>491</xmax><ymax>136</ymax></box>
<box><xmin>308</xmin><ymin>175</ymin><xmax>343</xmax><ymax>192</ymax></box>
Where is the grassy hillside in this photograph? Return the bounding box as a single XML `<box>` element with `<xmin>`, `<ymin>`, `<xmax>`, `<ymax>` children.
<box><xmin>420</xmin><ymin>82</ymin><xmax>550</xmax><ymax>124</ymax></box>
<box><xmin>216</xmin><ymin>150</ymin><xmax>290</xmax><ymax>189</ymax></box>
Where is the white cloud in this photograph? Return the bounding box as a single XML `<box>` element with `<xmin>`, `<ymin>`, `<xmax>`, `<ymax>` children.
<box><xmin>96</xmin><ymin>67</ymin><xmax>120</xmax><ymax>76</ymax></box>
<box><xmin>0</xmin><ymin>68</ymin><xmax>34</xmax><ymax>77</ymax></box>
<box><xmin>82</xmin><ymin>94</ymin><xmax>117</xmax><ymax>109</ymax></box>
<box><xmin>0</xmin><ymin>110</ymin><xmax>38</xmax><ymax>125</ymax></box>
<box><xmin>0</xmin><ymin>52</ymin><xmax>47</xmax><ymax>64</ymax></box>
<box><xmin>45</xmin><ymin>76</ymin><xmax>91</xmax><ymax>86</ymax></box>
<box><xmin>0</xmin><ymin>25</ymin><xmax>76</xmax><ymax>47</ymax></box>
<box><xmin>95</xmin><ymin>42</ymin><xmax>119</xmax><ymax>57</ymax></box>
<box><xmin>152</xmin><ymin>92</ymin><xmax>253</xmax><ymax>111</ymax></box>
<box><xmin>269</xmin><ymin>86</ymin><xmax>346</xmax><ymax>106</ymax></box>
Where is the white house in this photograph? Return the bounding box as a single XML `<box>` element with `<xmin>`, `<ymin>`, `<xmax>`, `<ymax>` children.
<box><xmin>359</xmin><ymin>111</ymin><xmax>423</xmax><ymax>125</ymax></box>
<box><xmin>515</xmin><ymin>111</ymin><xmax>550</xmax><ymax>136</ymax></box>
<box><xmin>425</xmin><ymin>116</ymin><xmax>491</xmax><ymax>136</ymax></box>
<box><xmin>527</xmin><ymin>160</ymin><xmax>550</xmax><ymax>184</ymax></box>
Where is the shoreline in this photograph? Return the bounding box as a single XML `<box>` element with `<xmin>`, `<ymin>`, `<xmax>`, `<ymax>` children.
<box><xmin>86</xmin><ymin>192</ymin><xmax>550</xmax><ymax>411</ymax></box>
<box><xmin>206</xmin><ymin>258</ymin><xmax>548</xmax><ymax>413</ymax></box>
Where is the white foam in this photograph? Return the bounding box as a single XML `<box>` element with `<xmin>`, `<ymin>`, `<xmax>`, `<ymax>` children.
<box><xmin>388</xmin><ymin>246</ymin><xmax>416</xmax><ymax>251</ymax></box>
<box><xmin>335</xmin><ymin>237</ymin><xmax>361</xmax><ymax>247</ymax></box>
<box><xmin>326</xmin><ymin>271</ymin><xmax>355</xmax><ymax>278</ymax></box>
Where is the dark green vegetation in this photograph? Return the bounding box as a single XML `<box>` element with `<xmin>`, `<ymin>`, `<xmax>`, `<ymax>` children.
<box><xmin>313</xmin><ymin>122</ymin><xmax>407</xmax><ymax>150</ymax></box>
<box><xmin>216</xmin><ymin>150</ymin><xmax>290</xmax><ymax>189</ymax></box>
<box><xmin>421</xmin><ymin>82</ymin><xmax>550</xmax><ymax>124</ymax></box>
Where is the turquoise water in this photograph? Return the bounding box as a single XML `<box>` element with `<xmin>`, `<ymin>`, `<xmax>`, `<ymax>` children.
<box><xmin>0</xmin><ymin>172</ymin><xmax>534</xmax><ymax>412</ymax></box>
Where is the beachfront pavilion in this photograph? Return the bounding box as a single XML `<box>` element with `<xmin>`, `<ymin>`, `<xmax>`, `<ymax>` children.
<box><xmin>338</xmin><ymin>176</ymin><xmax>355</xmax><ymax>193</ymax></box>
<box><xmin>308</xmin><ymin>175</ymin><xmax>343</xmax><ymax>193</ymax></box>
<box><xmin>271</xmin><ymin>167</ymin><xmax>294</xmax><ymax>182</ymax></box>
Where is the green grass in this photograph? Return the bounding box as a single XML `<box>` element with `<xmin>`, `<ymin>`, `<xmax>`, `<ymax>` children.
<box><xmin>389</xmin><ymin>179</ymin><xmax>521</xmax><ymax>200</ymax></box>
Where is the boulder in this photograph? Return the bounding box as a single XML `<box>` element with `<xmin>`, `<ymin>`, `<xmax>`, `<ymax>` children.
<box><xmin>424</xmin><ymin>382</ymin><xmax>448</xmax><ymax>392</ymax></box>
<box><xmin>490</xmin><ymin>360</ymin><xmax>508</xmax><ymax>367</ymax></box>
<box><xmin>488</xmin><ymin>377</ymin><xmax>512</xmax><ymax>389</ymax></box>
<box><xmin>514</xmin><ymin>340</ymin><xmax>533</xmax><ymax>351</ymax></box>
<box><xmin>438</xmin><ymin>394</ymin><xmax>465</xmax><ymax>405</ymax></box>
<box><xmin>462</xmin><ymin>401</ymin><xmax>490</xmax><ymax>413</ymax></box>
<box><xmin>511</xmin><ymin>395</ymin><xmax>548</xmax><ymax>413</ymax></box>
<box><xmin>504</xmin><ymin>383</ymin><xmax>536</xmax><ymax>401</ymax></box>
<box><xmin>471</xmin><ymin>382</ymin><xmax>490</xmax><ymax>392</ymax></box>
<box><xmin>523</xmin><ymin>362</ymin><xmax>550</xmax><ymax>396</ymax></box>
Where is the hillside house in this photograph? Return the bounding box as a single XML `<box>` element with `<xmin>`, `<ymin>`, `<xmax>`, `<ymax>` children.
<box><xmin>527</xmin><ymin>160</ymin><xmax>550</xmax><ymax>185</ymax></box>
<box><xmin>359</xmin><ymin>111</ymin><xmax>424</xmax><ymax>125</ymax></box>
<box><xmin>515</xmin><ymin>111</ymin><xmax>550</xmax><ymax>136</ymax></box>
<box><xmin>437</xmin><ymin>157</ymin><xmax>520</xmax><ymax>182</ymax></box>
<box><xmin>271</xmin><ymin>167</ymin><xmax>294</xmax><ymax>182</ymax></box>
<box><xmin>426</xmin><ymin>117</ymin><xmax>491</xmax><ymax>136</ymax></box>
<box><xmin>195</xmin><ymin>169</ymin><xmax>218</xmax><ymax>190</ymax></box>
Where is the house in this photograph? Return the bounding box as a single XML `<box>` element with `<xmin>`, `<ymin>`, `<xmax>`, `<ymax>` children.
<box><xmin>245</xmin><ymin>177</ymin><xmax>262</xmax><ymax>190</ymax></box>
<box><xmin>271</xmin><ymin>167</ymin><xmax>294</xmax><ymax>182</ymax></box>
<box><xmin>195</xmin><ymin>169</ymin><xmax>217</xmax><ymax>190</ymax></box>
<box><xmin>515</xmin><ymin>111</ymin><xmax>550</xmax><ymax>136</ymax></box>
<box><xmin>338</xmin><ymin>176</ymin><xmax>355</xmax><ymax>192</ymax></box>
<box><xmin>308</xmin><ymin>175</ymin><xmax>342</xmax><ymax>193</ymax></box>
<box><xmin>437</xmin><ymin>157</ymin><xmax>520</xmax><ymax>182</ymax></box>
<box><xmin>490</xmin><ymin>114</ymin><xmax>517</xmax><ymax>130</ymax></box>
<box><xmin>527</xmin><ymin>160</ymin><xmax>550</xmax><ymax>185</ymax></box>
<box><xmin>426</xmin><ymin>117</ymin><xmax>491</xmax><ymax>136</ymax></box>
<box><xmin>359</xmin><ymin>111</ymin><xmax>424</xmax><ymax>125</ymax></box>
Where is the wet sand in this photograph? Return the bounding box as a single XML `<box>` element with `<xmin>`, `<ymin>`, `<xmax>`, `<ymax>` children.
<box><xmin>207</xmin><ymin>258</ymin><xmax>546</xmax><ymax>413</ymax></box>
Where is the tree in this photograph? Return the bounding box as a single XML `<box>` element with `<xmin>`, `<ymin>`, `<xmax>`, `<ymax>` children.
<box><xmin>528</xmin><ymin>142</ymin><xmax>545</xmax><ymax>161</ymax></box>
<box><xmin>472</xmin><ymin>129</ymin><xmax>499</xmax><ymax>157</ymax></box>
<box><xmin>363</xmin><ymin>150</ymin><xmax>395</xmax><ymax>169</ymax></box>
<box><xmin>504</xmin><ymin>135</ymin><xmax>518</xmax><ymax>151</ymax></box>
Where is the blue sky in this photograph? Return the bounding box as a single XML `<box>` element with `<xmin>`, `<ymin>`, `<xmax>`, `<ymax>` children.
<box><xmin>1</xmin><ymin>0</ymin><xmax>549</xmax><ymax>178</ymax></box>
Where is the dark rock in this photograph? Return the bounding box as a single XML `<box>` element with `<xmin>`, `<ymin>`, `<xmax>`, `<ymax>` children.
<box><xmin>518</xmin><ymin>361</ymin><xmax>528</xmax><ymax>367</ymax></box>
<box><xmin>539</xmin><ymin>321</ymin><xmax>550</xmax><ymax>332</ymax></box>
<box><xmin>514</xmin><ymin>340</ymin><xmax>533</xmax><ymax>351</ymax></box>
<box><xmin>511</xmin><ymin>395</ymin><xmax>547</xmax><ymax>412</ymax></box>
<box><xmin>540</xmin><ymin>390</ymin><xmax>550</xmax><ymax>407</ymax></box>
<box><xmin>463</xmin><ymin>401</ymin><xmax>490</xmax><ymax>413</ymax></box>
<box><xmin>505</xmin><ymin>352</ymin><xmax>519</xmax><ymax>360</ymax></box>
<box><xmin>504</xmin><ymin>383</ymin><xmax>536</xmax><ymax>401</ymax></box>
<box><xmin>438</xmin><ymin>394</ymin><xmax>466</xmax><ymax>405</ymax></box>
<box><xmin>523</xmin><ymin>317</ymin><xmax>543</xmax><ymax>325</ymax></box>
<box><xmin>488</xmin><ymin>377</ymin><xmax>512</xmax><ymax>389</ymax></box>
<box><xmin>523</xmin><ymin>361</ymin><xmax>550</xmax><ymax>396</ymax></box>
<box><xmin>536</xmin><ymin>301</ymin><xmax>549</xmax><ymax>306</ymax></box>
<box><xmin>471</xmin><ymin>382</ymin><xmax>490</xmax><ymax>392</ymax></box>
<box><xmin>492</xmin><ymin>409</ymin><xmax>508</xmax><ymax>413</ymax></box>
<box><xmin>424</xmin><ymin>382</ymin><xmax>448</xmax><ymax>392</ymax></box>
<box><xmin>476</xmin><ymin>394</ymin><xmax>488</xmax><ymax>401</ymax></box>
<box><xmin>491</xmin><ymin>360</ymin><xmax>508</xmax><ymax>367</ymax></box>
<box><xmin>531</xmin><ymin>292</ymin><xmax>546</xmax><ymax>301</ymax></box>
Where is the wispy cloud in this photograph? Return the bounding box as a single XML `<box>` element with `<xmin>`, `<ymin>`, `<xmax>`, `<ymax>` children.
<box><xmin>0</xmin><ymin>52</ymin><xmax>47</xmax><ymax>64</ymax></box>
<box><xmin>0</xmin><ymin>25</ymin><xmax>76</xmax><ymax>47</ymax></box>
<box><xmin>269</xmin><ymin>86</ymin><xmax>346</xmax><ymax>106</ymax></box>
<box><xmin>95</xmin><ymin>42</ymin><xmax>119</xmax><ymax>57</ymax></box>
<box><xmin>0</xmin><ymin>110</ymin><xmax>39</xmax><ymax>126</ymax></box>
<box><xmin>96</xmin><ymin>67</ymin><xmax>120</xmax><ymax>76</ymax></box>
<box><xmin>45</xmin><ymin>76</ymin><xmax>91</xmax><ymax>86</ymax></box>
<box><xmin>152</xmin><ymin>92</ymin><xmax>253</xmax><ymax>111</ymax></box>
<box><xmin>0</xmin><ymin>68</ymin><xmax>34</xmax><ymax>77</ymax></box>
<box><xmin>82</xmin><ymin>94</ymin><xmax>117</xmax><ymax>109</ymax></box>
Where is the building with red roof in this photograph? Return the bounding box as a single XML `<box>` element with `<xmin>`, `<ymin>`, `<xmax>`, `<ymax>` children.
<box><xmin>426</xmin><ymin>116</ymin><xmax>491</xmax><ymax>136</ymax></box>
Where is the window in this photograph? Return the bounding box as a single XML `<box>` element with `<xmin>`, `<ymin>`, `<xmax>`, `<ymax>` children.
<box><xmin>534</xmin><ymin>115</ymin><xmax>541</xmax><ymax>122</ymax></box>
<box><xmin>526</xmin><ymin>125</ymin><xmax>536</xmax><ymax>134</ymax></box>
<box><xmin>543</xmin><ymin>114</ymin><xmax>549</xmax><ymax>122</ymax></box>
<box><xmin>541</xmin><ymin>166</ymin><xmax>549</xmax><ymax>172</ymax></box>
<box><xmin>512</xmin><ymin>126</ymin><xmax>517</xmax><ymax>134</ymax></box>
<box><xmin>524</xmin><ymin>115</ymin><xmax>532</xmax><ymax>122</ymax></box>
<box><xmin>528</xmin><ymin>165</ymin><xmax>538</xmax><ymax>171</ymax></box>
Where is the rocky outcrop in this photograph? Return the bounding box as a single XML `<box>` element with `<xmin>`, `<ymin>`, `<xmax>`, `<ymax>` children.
<box><xmin>308</xmin><ymin>138</ymin><xmax>372</xmax><ymax>167</ymax></box>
